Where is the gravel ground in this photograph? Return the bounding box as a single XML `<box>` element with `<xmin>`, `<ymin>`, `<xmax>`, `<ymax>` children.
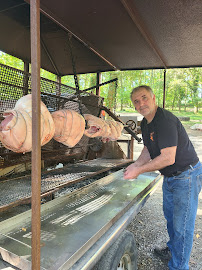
<box><xmin>126</xmin><ymin>124</ymin><xmax>202</xmax><ymax>270</ymax></box>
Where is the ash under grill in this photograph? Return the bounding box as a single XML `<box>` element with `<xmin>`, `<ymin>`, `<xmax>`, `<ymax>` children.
<box><xmin>0</xmin><ymin>159</ymin><xmax>131</xmax><ymax>211</ymax></box>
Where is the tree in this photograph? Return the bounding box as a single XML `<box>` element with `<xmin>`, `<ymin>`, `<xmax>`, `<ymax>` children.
<box><xmin>0</xmin><ymin>51</ymin><xmax>24</xmax><ymax>70</ymax></box>
<box><xmin>183</xmin><ymin>68</ymin><xmax>201</xmax><ymax>113</ymax></box>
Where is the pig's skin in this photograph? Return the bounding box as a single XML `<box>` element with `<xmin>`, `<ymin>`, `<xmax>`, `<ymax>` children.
<box><xmin>0</xmin><ymin>94</ymin><xmax>55</xmax><ymax>153</ymax></box>
<box><xmin>15</xmin><ymin>94</ymin><xmax>55</xmax><ymax>146</ymax></box>
<box><xmin>52</xmin><ymin>109</ymin><xmax>85</xmax><ymax>148</ymax></box>
<box><xmin>84</xmin><ymin>114</ymin><xmax>109</xmax><ymax>138</ymax></box>
<box><xmin>84</xmin><ymin>114</ymin><xmax>123</xmax><ymax>142</ymax></box>
<box><xmin>102</xmin><ymin>120</ymin><xmax>124</xmax><ymax>143</ymax></box>
<box><xmin>0</xmin><ymin>110</ymin><xmax>32</xmax><ymax>152</ymax></box>
<box><xmin>106</xmin><ymin>120</ymin><xmax>119</xmax><ymax>141</ymax></box>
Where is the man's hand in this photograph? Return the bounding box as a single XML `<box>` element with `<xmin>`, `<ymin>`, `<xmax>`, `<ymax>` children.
<box><xmin>124</xmin><ymin>146</ymin><xmax>177</xmax><ymax>180</ymax></box>
<box><xmin>124</xmin><ymin>163</ymin><xmax>142</xmax><ymax>179</ymax></box>
<box><xmin>123</xmin><ymin>146</ymin><xmax>150</xmax><ymax>180</ymax></box>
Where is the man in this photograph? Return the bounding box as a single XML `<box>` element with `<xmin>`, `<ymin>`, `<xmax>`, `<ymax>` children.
<box><xmin>124</xmin><ymin>85</ymin><xmax>202</xmax><ymax>270</ymax></box>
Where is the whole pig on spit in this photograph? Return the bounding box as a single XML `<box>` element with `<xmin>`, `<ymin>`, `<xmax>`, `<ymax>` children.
<box><xmin>84</xmin><ymin>114</ymin><xmax>123</xmax><ymax>142</ymax></box>
<box><xmin>103</xmin><ymin>120</ymin><xmax>123</xmax><ymax>142</ymax></box>
<box><xmin>84</xmin><ymin>114</ymin><xmax>110</xmax><ymax>138</ymax></box>
<box><xmin>0</xmin><ymin>94</ymin><xmax>55</xmax><ymax>153</ymax></box>
<box><xmin>51</xmin><ymin>109</ymin><xmax>85</xmax><ymax>148</ymax></box>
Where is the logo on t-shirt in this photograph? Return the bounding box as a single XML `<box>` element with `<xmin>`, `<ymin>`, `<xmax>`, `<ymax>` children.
<box><xmin>150</xmin><ymin>132</ymin><xmax>154</xmax><ymax>141</ymax></box>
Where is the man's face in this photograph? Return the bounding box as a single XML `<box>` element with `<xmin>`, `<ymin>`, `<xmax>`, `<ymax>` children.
<box><xmin>131</xmin><ymin>88</ymin><xmax>156</xmax><ymax>117</ymax></box>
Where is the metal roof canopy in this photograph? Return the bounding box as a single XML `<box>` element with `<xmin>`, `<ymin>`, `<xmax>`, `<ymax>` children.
<box><xmin>0</xmin><ymin>0</ymin><xmax>202</xmax><ymax>76</ymax></box>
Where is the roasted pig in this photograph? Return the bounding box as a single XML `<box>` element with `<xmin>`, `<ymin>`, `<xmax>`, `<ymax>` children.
<box><xmin>84</xmin><ymin>114</ymin><xmax>110</xmax><ymax>138</ymax></box>
<box><xmin>0</xmin><ymin>94</ymin><xmax>55</xmax><ymax>153</ymax></box>
<box><xmin>52</xmin><ymin>109</ymin><xmax>85</xmax><ymax>148</ymax></box>
<box><xmin>102</xmin><ymin>120</ymin><xmax>124</xmax><ymax>142</ymax></box>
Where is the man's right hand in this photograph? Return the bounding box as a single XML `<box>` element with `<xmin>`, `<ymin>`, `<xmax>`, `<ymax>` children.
<box><xmin>124</xmin><ymin>163</ymin><xmax>141</xmax><ymax>179</ymax></box>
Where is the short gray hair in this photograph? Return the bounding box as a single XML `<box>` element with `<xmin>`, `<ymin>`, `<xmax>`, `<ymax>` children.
<box><xmin>130</xmin><ymin>85</ymin><xmax>154</xmax><ymax>100</ymax></box>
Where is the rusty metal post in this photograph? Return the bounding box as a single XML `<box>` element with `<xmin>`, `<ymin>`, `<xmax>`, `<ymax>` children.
<box><xmin>57</xmin><ymin>75</ymin><xmax>61</xmax><ymax>97</ymax></box>
<box><xmin>96</xmin><ymin>72</ymin><xmax>101</xmax><ymax>96</ymax></box>
<box><xmin>56</xmin><ymin>75</ymin><xmax>61</xmax><ymax>110</ymax></box>
<box><xmin>163</xmin><ymin>69</ymin><xmax>166</xmax><ymax>108</ymax></box>
<box><xmin>23</xmin><ymin>61</ymin><xmax>29</xmax><ymax>95</ymax></box>
<box><xmin>30</xmin><ymin>0</ymin><xmax>41</xmax><ymax>269</ymax></box>
<box><xmin>57</xmin><ymin>76</ymin><xmax>61</xmax><ymax>93</ymax></box>
<box><xmin>129</xmin><ymin>137</ymin><xmax>134</xmax><ymax>159</ymax></box>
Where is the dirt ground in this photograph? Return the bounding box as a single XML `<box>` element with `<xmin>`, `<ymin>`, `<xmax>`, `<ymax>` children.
<box><xmin>126</xmin><ymin>124</ymin><xmax>202</xmax><ymax>270</ymax></box>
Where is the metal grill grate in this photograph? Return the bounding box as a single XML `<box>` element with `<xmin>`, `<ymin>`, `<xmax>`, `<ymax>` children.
<box><xmin>0</xmin><ymin>172</ymin><xmax>91</xmax><ymax>207</ymax></box>
<box><xmin>0</xmin><ymin>159</ymin><xmax>130</xmax><ymax>210</ymax></box>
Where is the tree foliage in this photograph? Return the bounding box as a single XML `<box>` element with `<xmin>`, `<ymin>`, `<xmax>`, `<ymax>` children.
<box><xmin>0</xmin><ymin>51</ymin><xmax>201</xmax><ymax>113</ymax></box>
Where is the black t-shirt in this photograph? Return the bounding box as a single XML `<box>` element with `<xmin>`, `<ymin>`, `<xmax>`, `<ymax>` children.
<box><xmin>141</xmin><ymin>107</ymin><xmax>199</xmax><ymax>176</ymax></box>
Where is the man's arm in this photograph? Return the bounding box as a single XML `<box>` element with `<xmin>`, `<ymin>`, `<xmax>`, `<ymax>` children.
<box><xmin>123</xmin><ymin>146</ymin><xmax>151</xmax><ymax>177</ymax></box>
<box><xmin>132</xmin><ymin>146</ymin><xmax>151</xmax><ymax>166</ymax></box>
<box><xmin>124</xmin><ymin>146</ymin><xmax>176</xmax><ymax>179</ymax></box>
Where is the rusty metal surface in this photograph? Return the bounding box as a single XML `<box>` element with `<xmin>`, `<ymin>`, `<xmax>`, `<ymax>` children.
<box><xmin>30</xmin><ymin>0</ymin><xmax>42</xmax><ymax>268</ymax></box>
<box><xmin>0</xmin><ymin>159</ymin><xmax>131</xmax><ymax>211</ymax></box>
<box><xmin>0</xmin><ymin>170</ymin><xmax>161</xmax><ymax>270</ymax></box>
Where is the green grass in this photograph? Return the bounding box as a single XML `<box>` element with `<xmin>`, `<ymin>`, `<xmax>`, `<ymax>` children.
<box><xmin>170</xmin><ymin>110</ymin><xmax>202</xmax><ymax>121</ymax></box>
<box><xmin>117</xmin><ymin>107</ymin><xmax>135</xmax><ymax>113</ymax></box>
<box><xmin>117</xmin><ymin>108</ymin><xmax>202</xmax><ymax>119</ymax></box>
<box><xmin>170</xmin><ymin>110</ymin><xmax>202</xmax><ymax>128</ymax></box>
<box><xmin>116</xmin><ymin>108</ymin><xmax>202</xmax><ymax>128</ymax></box>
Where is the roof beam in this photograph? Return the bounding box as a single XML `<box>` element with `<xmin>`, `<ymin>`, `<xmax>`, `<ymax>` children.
<box><xmin>120</xmin><ymin>0</ymin><xmax>167</xmax><ymax>69</ymax></box>
<box><xmin>39</xmin><ymin>5</ymin><xmax>119</xmax><ymax>71</ymax></box>
<box><xmin>41</xmin><ymin>36</ymin><xmax>60</xmax><ymax>75</ymax></box>
<box><xmin>0</xmin><ymin>2</ymin><xmax>26</xmax><ymax>13</ymax></box>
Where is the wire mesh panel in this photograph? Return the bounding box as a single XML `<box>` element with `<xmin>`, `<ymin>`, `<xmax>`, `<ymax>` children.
<box><xmin>0</xmin><ymin>64</ymin><xmax>27</xmax><ymax>110</ymax></box>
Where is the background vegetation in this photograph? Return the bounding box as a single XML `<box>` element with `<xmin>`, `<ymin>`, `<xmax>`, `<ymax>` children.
<box><xmin>0</xmin><ymin>51</ymin><xmax>201</xmax><ymax>122</ymax></box>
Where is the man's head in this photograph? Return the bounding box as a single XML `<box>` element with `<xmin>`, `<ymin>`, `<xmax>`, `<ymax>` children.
<box><xmin>130</xmin><ymin>85</ymin><xmax>157</xmax><ymax>121</ymax></box>
<box><xmin>130</xmin><ymin>85</ymin><xmax>154</xmax><ymax>100</ymax></box>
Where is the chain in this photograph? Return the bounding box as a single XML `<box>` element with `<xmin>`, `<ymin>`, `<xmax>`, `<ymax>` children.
<box><xmin>67</xmin><ymin>33</ymin><xmax>83</xmax><ymax>116</ymax></box>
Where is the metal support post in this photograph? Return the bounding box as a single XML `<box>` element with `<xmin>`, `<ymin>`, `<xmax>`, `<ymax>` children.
<box><xmin>30</xmin><ymin>0</ymin><xmax>41</xmax><ymax>269</ymax></box>
<box><xmin>163</xmin><ymin>69</ymin><xmax>166</xmax><ymax>108</ymax></box>
<box><xmin>129</xmin><ymin>137</ymin><xmax>134</xmax><ymax>159</ymax></box>
<box><xmin>96</xmin><ymin>72</ymin><xmax>101</xmax><ymax>96</ymax></box>
<box><xmin>23</xmin><ymin>61</ymin><xmax>29</xmax><ymax>95</ymax></box>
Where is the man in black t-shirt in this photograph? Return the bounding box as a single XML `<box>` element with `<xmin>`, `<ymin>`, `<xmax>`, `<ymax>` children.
<box><xmin>124</xmin><ymin>85</ymin><xmax>202</xmax><ymax>270</ymax></box>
